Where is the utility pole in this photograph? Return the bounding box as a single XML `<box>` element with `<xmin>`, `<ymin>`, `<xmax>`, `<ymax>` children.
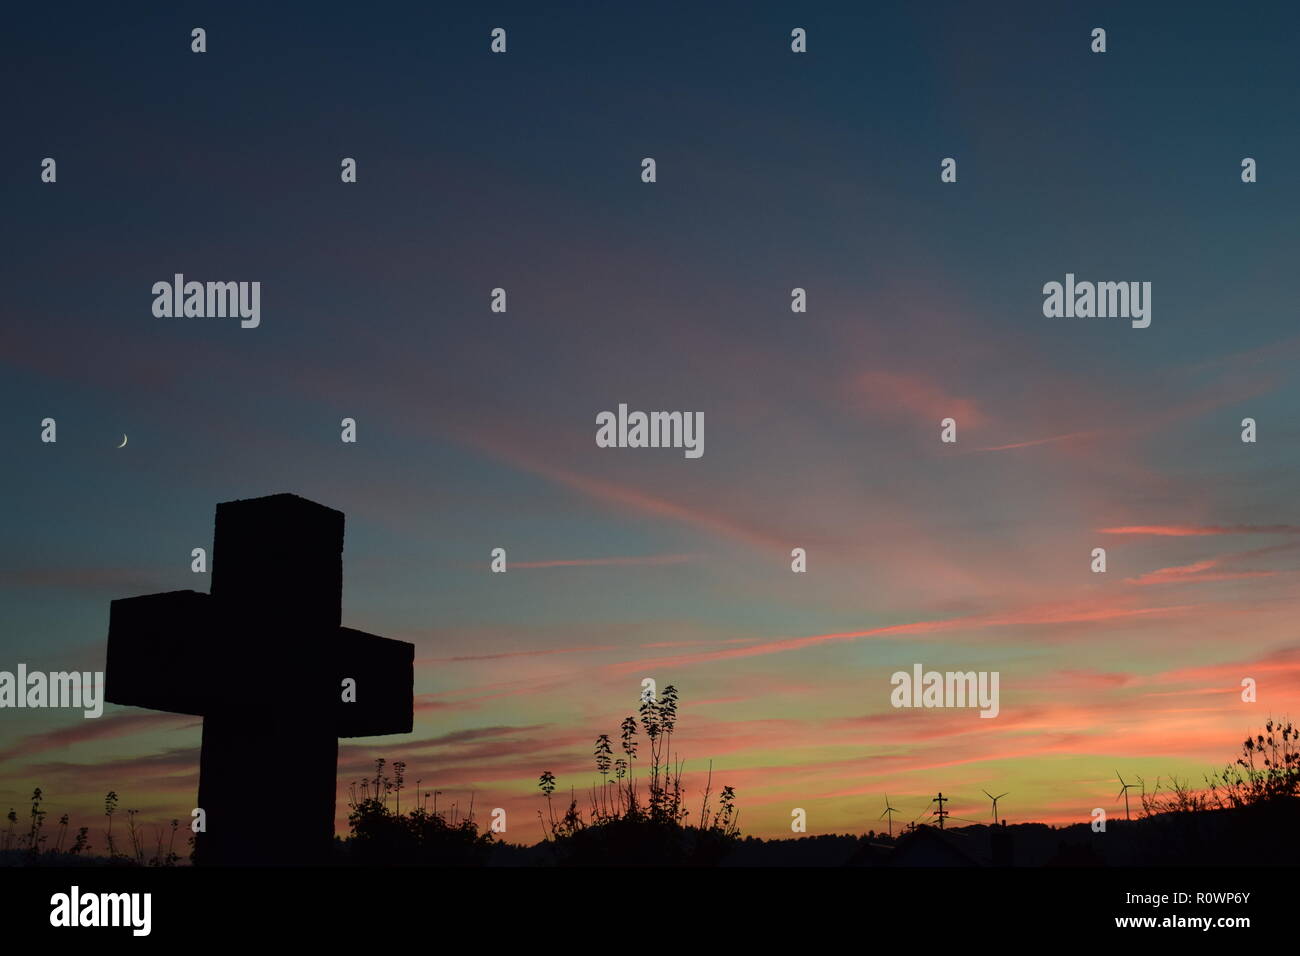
<box><xmin>933</xmin><ymin>791</ymin><xmax>950</xmax><ymax>829</ymax></box>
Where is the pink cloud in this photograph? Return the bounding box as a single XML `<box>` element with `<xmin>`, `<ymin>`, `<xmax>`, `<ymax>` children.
<box><xmin>510</xmin><ymin>554</ymin><xmax>695</xmax><ymax>569</ymax></box>
<box><xmin>419</xmin><ymin>645</ymin><xmax>615</xmax><ymax>665</ymax></box>
<box><xmin>845</xmin><ymin>370</ymin><xmax>988</xmax><ymax>428</ymax></box>
<box><xmin>608</xmin><ymin>598</ymin><xmax>1203</xmax><ymax>673</ymax></box>
<box><xmin>974</xmin><ymin>430</ymin><xmax>1100</xmax><ymax>452</ymax></box>
<box><xmin>0</xmin><ymin>712</ymin><xmax>198</xmax><ymax>765</ymax></box>
<box><xmin>1101</xmin><ymin>525</ymin><xmax>1300</xmax><ymax>537</ymax></box>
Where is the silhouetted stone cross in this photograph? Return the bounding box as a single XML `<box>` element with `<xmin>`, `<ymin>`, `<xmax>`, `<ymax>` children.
<box><xmin>105</xmin><ymin>494</ymin><xmax>413</xmax><ymax>865</ymax></box>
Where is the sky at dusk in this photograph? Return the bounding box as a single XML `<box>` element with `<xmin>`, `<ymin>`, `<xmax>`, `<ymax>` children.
<box><xmin>2</xmin><ymin>2</ymin><xmax>1299</xmax><ymax>843</ymax></box>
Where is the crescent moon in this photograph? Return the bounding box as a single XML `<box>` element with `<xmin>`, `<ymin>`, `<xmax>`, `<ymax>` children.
<box><xmin>117</xmin><ymin>434</ymin><xmax>128</xmax><ymax>449</ymax></box>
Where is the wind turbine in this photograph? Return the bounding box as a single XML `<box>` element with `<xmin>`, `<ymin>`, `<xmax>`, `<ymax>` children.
<box><xmin>879</xmin><ymin>793</ymin><xmax>901</xmax><ymax>838</ymax></box>
<box><xmin>982</xmin><ymin>789</ymin><xmax>1008</xmax><ymax>826</ymax></box>
<box><xmin>1115</xmin><ymin>771</ymin><xmax>1136</xmax><ymax>821</ymax></box>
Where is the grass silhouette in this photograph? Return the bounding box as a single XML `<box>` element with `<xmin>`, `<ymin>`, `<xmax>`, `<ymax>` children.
<box><xmin>533</xmin><ymin>685</ymin><xmax>742</xmax><ymax>864</ymax></box>
<box><xmin>4</xmin><ymin>716</ymin><xmax>1296</xmax><ymax>867</ymax></box>
<box><xmin>3</xmin><ymin>786</ymin><xmax>183</xmax><ymax>866</ymax></box>
<box><xmin>342</xmin><ymin>758</ymin><xmax>495</xmax><ymax>865</ymax></box>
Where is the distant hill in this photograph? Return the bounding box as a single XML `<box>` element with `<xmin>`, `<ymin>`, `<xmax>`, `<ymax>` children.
<box><xmin>481</xmin><ymin>800</ymin><xmax>1300</xmax><ymax>867</ymax></box>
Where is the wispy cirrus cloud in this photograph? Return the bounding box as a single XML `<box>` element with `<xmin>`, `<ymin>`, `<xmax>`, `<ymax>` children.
<box><xmin>1101</xmin><ymin>525</ymin><xmax>1300</xmax><ymax>537</ymax></box>
<box><xmin>608</xmin><ymin>598</ymin><xmax>1203</xmax><ymax>674</ymax></box>
<box><xmin>449</xmin><ymin>426</ymin><xmax>792</xmax><ymax>553</ymax></box>
<box><xmin>510</xmin><ymin>554</ymin><xmax>695</xmax><ymax>569</ymax></box>
<box><xmin>1147</xmin><ymin>645</ymin><xmax>1300</xmax><ymax>687</ymax></box>
<box><xmin>974</xmin><ymin>430</ymin><xmax>1100</xmax><ymax>452</ymax></box>
<box><xmin>844</xmin><ymin>370</ymin><xmax>988</xmax><ymax>428</ymax></box>
<box><xmin>1124</xmin><ymin>559</ymin><xmax>1278</xmax><ymax>587</ymax></box>
<box><xmin>419</xmin><ymin>645</ymin><xmax>615</xmax><ymax>665</ymax></box>
<box><xmin>0</xmin><ymin>712</ymin><xmax>198</xmax><ymax>765</ymax></box>
<box><xmin>0</xmin><ymin>567</ymin><xmax>175</xmax><ymax>594</ymax></box>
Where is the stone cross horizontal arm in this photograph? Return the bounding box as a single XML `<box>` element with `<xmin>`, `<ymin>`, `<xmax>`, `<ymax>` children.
<box><xmin>105</xmin><ymin>591</ymin><xmax>413</xmax><ymax>736</ymax></box>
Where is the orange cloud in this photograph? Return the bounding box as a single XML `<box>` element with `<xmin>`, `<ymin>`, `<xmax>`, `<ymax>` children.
<box><xmin>1101</xmin><ymin>525</ymin><xmax>1300</xmax><ymax>536</ymax></box>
